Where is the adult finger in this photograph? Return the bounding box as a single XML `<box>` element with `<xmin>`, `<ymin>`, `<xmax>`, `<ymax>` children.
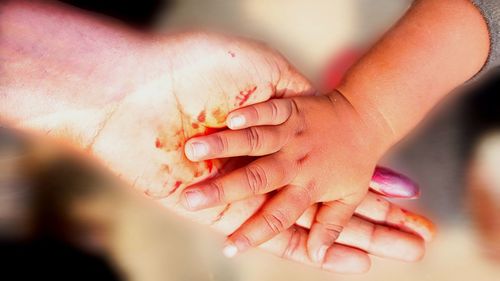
<box><xmin>355</xmin><ymin>192</ymin><xmax>436</xmax><ymax>241</ymax></box>
<box><xmin>258</xmin><ymin>225</ymin><xmax>371</xmax><ymax>274</ymax></box>
<box><xmin>292</xmin><ymin>191</ymin><xmax>434</xmax><ymax>241</ymax></box>
<box><xmin>337</xmin><ymin>216</ymin><xmax>425</xmax><ymax>262</ymax></box>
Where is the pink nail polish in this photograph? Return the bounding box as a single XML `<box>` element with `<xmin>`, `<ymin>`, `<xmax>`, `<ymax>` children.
<box><xmin>371</xmin><ymin>167</ymin><xmax>420</xmax><ymax>198</ymax></box>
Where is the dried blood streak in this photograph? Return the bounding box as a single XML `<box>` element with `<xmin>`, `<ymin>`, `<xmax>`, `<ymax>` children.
<box><xmin>197</xmin><ymin>111</ymin><xmax>206</xmax><ymax>122</ymax></box>
<box><xmin>237</xmin><ymin>86</ymin><xmax>257</xmax><ymax>106</ymax></box>
<box><xmin>155</xmin><ymin>138</ymin><xmax>164</xmax><ymax>149</ymax></box>
<box><xmin>167</xmin><ymin>180</ymin><xmax>183</xmax><ymax>196</ymax></box>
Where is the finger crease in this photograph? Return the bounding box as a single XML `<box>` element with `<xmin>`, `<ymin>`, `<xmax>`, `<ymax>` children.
<box><xmin>263</xmin><ymin>212</ymin><xmax>287</xmax><ymax>235</ymax></box>
<box><xmin>246</xmin><ymin>165</ymin><xmax>267</xmax><ymax>194</ymax></box>
<box><xmin>283</xmin><ymin>226</ymin><xmax>301</xmax><ymax>259</ymax></box>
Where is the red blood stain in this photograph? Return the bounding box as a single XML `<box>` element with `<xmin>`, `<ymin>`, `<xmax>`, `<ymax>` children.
<box><xmin>400</xmin><ymin>209</ymin><xmax>436</xmax><ymax>237</ymax></box>
<box><xmin>197</xmin><ymin>110</ymin><xmax>206</xmax><ymax>122</ymax></box>
<box><xmin>167</xmin><ymin>180</ymin><xmax>183</xmax><ymax>196</ymax></box>
<box><xmin>173</xmin><ymin>129</ymin><xmax>184</xmax><ymax>138</ymax></box>
<box><xmin>192</xmin><ymin>122</ymin><xmax>199</xmax><ymax>129</ymax></box>
<box><xmin>175</xmin><ymin>141</ymin><xmax>183</xmax><ymax>150</ymax></box>
<box><xmin>194</xmin><ymin>169</ymin><xmax>203</xmax><ymax>177</ymax></box>
<box><xmin>162</xmin><ymin>164</ymin><xmax>172</xmax><ymax>174</ymax></box>
<box><xmin>191</xmin><ymin>126</ymin><xmax>225</xmax><ymax>138</ymax></box>
<box><xmin>204</xmin><ymin>127</ymin><xmax>223</xmax><ymax>135</ymax></box>
<box><xmin>228</xmin><ymin>51</ymin><xmax>236</xmax><ymax>58</ymax></box>
<box><xmin>205</xmin><ymin>160</ymin><xmax>214</xmax><ymax>172</ymax></box>
<box><xmin>237</xmin><ymin>86</ymin><xmax>257</xmax><ymax>106</ymax></box>
<box><xmin>212</xmin><ymin>108</ymin><xmax>226</xmax><ymax>124</ymax></box>
<box><xmin>174</xmin><ymin>180</ymin><xmax>182</xmax><ymax>189</ymax></box>
<box><xmin>155</xmin><ymin>138</ymin><xmax>164</xmax><ymax>148</ymax></box>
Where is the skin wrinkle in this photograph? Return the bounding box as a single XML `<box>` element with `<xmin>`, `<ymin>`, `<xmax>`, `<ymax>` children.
<box><xmin>365</xmin><ymin>222</ymin><xmax>377</xmax><ymax>253</ymax></box>
<box><xmin>296</xmin><ymin>153</ymin><xmax>310</xmax><ymax>166</ymax></box>
<box><xmin>214</xmin><ymin>133</ymin><xmax>229</xmax><ymax>156</ymax></box>
<box><xmin>212</xmin><ymin>179</ymin><xmax>226</xmax><ymax>205</ymax></box>
<box><xmin>85</xmin><ymin>102</ymin><xmax>121</xmax><ymax>152</ymax></box>
<box><xmin>268</xmin><ymin>99</ymin><xmax>281</xmax><ymax>123</ymax></box>
<box><xmin>384</xmin><ymin>202</ymin><xmax>394</xmax><ymax>225</ymax></box>
<box><xmin>246</xmin><ymin>47</ymin><xmax>265</xmax><ymax>96</ymax></box>
<box><xmin>290</xmin><ymin>99</ymin><xmax>306</xmax><ymax>136</ymax></box>
<box><xmin>210</xmin><ymin>203</ymin><xmax>232</xmax><ymax>225</ymax></box>
<box><xmin>320</xmin><ymin>202</ymin><xmax>347</xmax><ymax>239</ymax></box>
<box><xmin>172</xmin><ymin>91</ymin><xmax>188</xmax><ymax>147</ymax></box>
<box><xmin>327</xmin><ymin>89</ymin><xmax>388</xmax><ymax>155</ymax></box>
<box><xmin>245</xmin><ymin>163</ymin><xmax>268</xmax><ymax>195</ymax></box>
<box><xmin>263</xmin><ymin>210</ymin><xmax>288</xmax><ymax>235</ymax></box>
<box><xmin>282</xmin><ymin>226</ymin><xmax>302</xmax><ymax>259</ymax></box>
<box><xmin>323</xmin><ymin>224</ymin><xmax>343</xmax><ymax>241</ymax></box>
<box><xmin>270</xmin><ymin>55</ymin><xmax>284</xmax><ymax>98</ymax></box>
<box><xmin>303</xmin><ymin>180</ymin><xmax>318</xmax><ymax>202</ymax></box>
<box><xmin>155</xmin><ymin>91</ymin><xmax>191</xmax><ymax>198</ymax></box>
<box><xmin>246</xmin><ymin>126</ymin><xmax>263</xmax><ymax>153</ymax></box>
<box><xmin>131</xmin><ymin>176</ymin><xmax>140</xmax><ymax>189</ymax></box>
<box><xmin>278</xmin><ymin>98</ymin><xmax>294</xmax><ymax>125</ymax></box>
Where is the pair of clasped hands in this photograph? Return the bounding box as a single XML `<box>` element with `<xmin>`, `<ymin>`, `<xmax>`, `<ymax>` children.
<box><xmin>5</xmin><ymin>3</ymin><xmax>435</xmax><ymax>270</ymax></box>
<box><xmin>73</xmin><ymin>33</ymin><xmax>435</xmax><ymax>274</ymax></box>
<box><xmin>136</xmin><ymin>33</ymin><xmax>436</xmax><ymax>274</ymax></box>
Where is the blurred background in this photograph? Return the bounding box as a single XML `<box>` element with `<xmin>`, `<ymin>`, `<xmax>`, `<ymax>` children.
<box><xmin>1</xmin><ymin>0</ymin><xmax>500</xmax><ymax>280</ymax></box>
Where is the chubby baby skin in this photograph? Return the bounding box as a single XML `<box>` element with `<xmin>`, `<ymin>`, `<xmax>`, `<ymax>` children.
<box><xmin>180</xmin><ymin>88</ymin><xmax>433</xmax><ymax>263</ymax></box>
<box><xmin>0</xmin><ymin>0</ymin><xmax>434</xmax><ymax>274</ymax></box>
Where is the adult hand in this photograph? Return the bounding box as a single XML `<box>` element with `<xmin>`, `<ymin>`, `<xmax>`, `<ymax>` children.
<box><xmin>0</xmin><ymin>1</ymin><xmax>434</xmax><ymax>273</ymax></box>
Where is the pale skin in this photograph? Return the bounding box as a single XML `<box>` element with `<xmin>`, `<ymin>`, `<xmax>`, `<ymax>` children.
<box><xmin>182</xmin><ymin>0</ymin><xmax>491</xmax><ymax>263</ymax></box>
<box><xmin>0</xmin><ymin>0</ymin><xmax>438</xmax><ymax>274</ymax></box>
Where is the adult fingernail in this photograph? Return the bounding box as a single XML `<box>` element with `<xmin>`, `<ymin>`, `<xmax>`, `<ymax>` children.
<box><xmin>315</xmin><ymin>245</ymin><xmax>329</xmax><ymax>263</ymax></box>
<box><xmin>183</xmin><ymin>189</ymin><xmax>206</xmax><ymax>210</ymax></box>
<box><xmin>185</xmin><ymin>141</ymin><xmax>209</xmax><ymax>160</ymax></box>
<box><xmin>371</xmin><ymin>167</ymin><xmax>420</xmax><ymax>198</ymax></box>
<box><xmin>228</xmin><ymin>115</ymin><xmax>246</xmax><ymax>129</ymax></box>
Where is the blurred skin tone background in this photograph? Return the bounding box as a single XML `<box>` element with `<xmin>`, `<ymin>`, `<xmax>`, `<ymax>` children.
<box><xmin>1</xmin><ymin>0</ymin><xmax>500</xmax><ymax>280</ymax></box>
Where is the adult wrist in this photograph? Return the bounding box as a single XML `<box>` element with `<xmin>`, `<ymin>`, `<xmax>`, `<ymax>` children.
<box><xmin>0</xmin><ymin>0</ymin><xmax>151</xmax><ymax>112</ymax></box>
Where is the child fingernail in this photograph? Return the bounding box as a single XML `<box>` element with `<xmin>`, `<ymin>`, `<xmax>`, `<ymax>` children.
<box><xmin>371</xmin><ymin>167</ymin><xmax>420</xmax><ymax>198</ymax></box>
<box><xmin>222</xmin><ymin>242</ymin><xmax>239</xmax><ymax>258</ymax></box>
<box><xmin>185</xmin><ymin>141</ymin><xmax>209</xmax><ymax>160</ymax></box>
<box><xmin>228</xmin><ymin>115</ymin><xmax>246</xmax><ymax>129</ymax></box>
<box><xmin>223</xmin><ymin>236</ymin><xmax>250</xmax><ymax>258</ymax></box>
<box><xmin>183</xmin><ymin>189</ymin><xmax>206</xmax><ymax>210</ymax></box>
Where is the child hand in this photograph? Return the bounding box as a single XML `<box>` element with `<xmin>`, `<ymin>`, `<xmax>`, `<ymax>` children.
<box><xmin>181</xmin><ymin>90</ymin><xmax>394</xmax><ymax>261</ymax></box>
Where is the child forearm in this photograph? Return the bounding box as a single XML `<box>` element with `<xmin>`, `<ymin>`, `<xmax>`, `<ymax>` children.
<box><xmin>338</xmin><ymin>0</ymin><xmax>490</xmax><ymax>147</ymax></box>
